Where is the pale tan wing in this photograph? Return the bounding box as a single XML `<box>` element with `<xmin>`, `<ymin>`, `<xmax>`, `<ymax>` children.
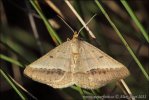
<box><xmin>24</xmin><ymin>41</ymin><xmax>74</xmax><ymax>88</ymax></box>
<box><xmin>74</xmin><ymin>41</ymin><xmax>129</xmax><ymax>89</ymax></box>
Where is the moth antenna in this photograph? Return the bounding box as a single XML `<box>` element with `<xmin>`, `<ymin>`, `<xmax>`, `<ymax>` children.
<box><xmin>57</xmin><ymin>15</ymin><xmax>75</xmax><ymax>33</ymax></box>
<box><xmin>78</xmin><ymin>14</ymin><xmax>97</xmax><ymax>35</ymax></box>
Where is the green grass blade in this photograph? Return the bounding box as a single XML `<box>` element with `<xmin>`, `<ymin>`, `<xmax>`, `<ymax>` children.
<box><xmin>0</xmin><ymin>41</ymin><xmax>30</xmax><ymax>64</ymax></box>
<box><xmin>91</xmin><ymin>89</ymin><xmax>99</xmax><ymax>100</ymax></box>
<box><xmin>121</xmin><ymin>0</ymin><xmax>149</xmax><ymax>43</ymax></box>
<box><xmin>0</xmin><ymin>54</ymin><xmax>24</xmax><ymax>68</ymax></box>
<box><xmin>77</xmin><ymin>86</ymin><xmax>85</xmax><ymax>100</ymax></box>
<box><xmin>30</xmin><ymin>0</ymin><xmax>62</xmax><ymax>45</ymax></box>
<box><xmin>71</xmin><ymin>86</ymin><xmax>93</xmax><ymax>95</ymax></box>
<box><xmin>0</xmin><ymin>69</ymin><xmax>26</xmax><ymax>100</ymax></box>
<box><xmin>8</xmin><ymin>74</ymin><xmax>38</xmax><ymax>100</ymax></box>
<box><xmin>95</xmin><ymin>0</ymin><xmax>149</xmax><ymax>80</ymax></box>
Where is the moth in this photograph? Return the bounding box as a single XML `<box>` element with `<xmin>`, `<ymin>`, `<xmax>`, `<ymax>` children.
<box><xmin>24</xmin><ymin>31</ymin><xmax>129</xmax><ymax>89</ymax></box>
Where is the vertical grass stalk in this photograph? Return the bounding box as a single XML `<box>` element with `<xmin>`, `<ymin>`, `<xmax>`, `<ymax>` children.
<box><xmin>30</xmin><ymin>0</ymin><xmax>62</xmax><ymax>45</ymax></box>
<box><xmin>95</xmin><ymin>0</ymin><xmax>149</xmax><ymax>80</ymax></box>
<box><xmin>121</xmin><ymin>0</ymin><xmax>149</xmax><ymax>43</ymax></box>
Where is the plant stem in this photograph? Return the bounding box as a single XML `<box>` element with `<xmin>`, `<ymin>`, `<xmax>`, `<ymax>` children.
<box><xmin>121</xmin><ymin>0</ymin><xmax>149</xmax><ymax>43</ymax></box>
<box><xmin>95</xmin><ymin>0</ymin><xmax>149</xmax><ymax>80</ymax></box>
<box><xmin>0</xmin><ymin>54</ymin><xmax>24</xmax><ymax>68</ymax></box>
<box><xmin>65</xmin><ymin>0</ymin><xmax>96</xmax><ymax>39</ymax></box>
<box><xmin>0</xmin><ymin>69</ymin><xmax>26</xmax><ymax>100</ymax></box>
<box><xmin>30</xmin><ymin>0</ymin><xmax>62</xmax><ymax>45</ymax></box>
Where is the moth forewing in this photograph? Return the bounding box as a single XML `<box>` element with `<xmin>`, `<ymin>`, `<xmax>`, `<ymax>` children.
<box><xmin>24</xmin><ymin>41</ymin><xmax>75</xmax><ymax>88</ymax></box>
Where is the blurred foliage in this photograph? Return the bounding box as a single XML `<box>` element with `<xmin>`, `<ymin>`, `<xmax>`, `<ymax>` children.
<box><xmin>0</xmin><ymin>0</ymin><xmax>149</xmax><ymax>100</ymax></box>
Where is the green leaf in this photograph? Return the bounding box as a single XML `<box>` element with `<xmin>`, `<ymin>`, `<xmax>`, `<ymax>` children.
<box><xmin>0</xmin><ymin>40</ymin><xmax>30</xmax><ymax>64</ymax></box>
<box><xmin>121</xmin><ymin>0</ymin><xmax>149</xmax><ymax>43</ymax></box>
<box><xmin>0</xmin><ymin>69</ymin><xmax>26</xmax><ymax>100</ymax></box>
<box><xmin>8</xmin><ymin>74</ymin><xmax>37</xmax><ymax>100</ymax></box>
<box><xmin>0</xmin><ymin>54</ymin><xmax>24</xmax><ymax>68</ymax></box>
<box><xmin>30</xmin><ymin>0</ymin><xmax>62</xmax><ymax>45</ymax></box>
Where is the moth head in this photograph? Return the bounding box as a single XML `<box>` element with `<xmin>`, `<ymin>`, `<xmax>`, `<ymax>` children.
<box><xmin>73</xmin><ymin>31</ymin><xmax>79</xmax><ymax>39</ymax></box>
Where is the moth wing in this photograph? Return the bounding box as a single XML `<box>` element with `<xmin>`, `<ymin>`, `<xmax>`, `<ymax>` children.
<box><xmin>74</xmin><ymin>41</ymin><xmax>129</xmax><ymax>89</ymax></box>
<box><xmin>24</xmin><ymin>41</ymin><xmax>74</xmax><ymax>88</ymax></box>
